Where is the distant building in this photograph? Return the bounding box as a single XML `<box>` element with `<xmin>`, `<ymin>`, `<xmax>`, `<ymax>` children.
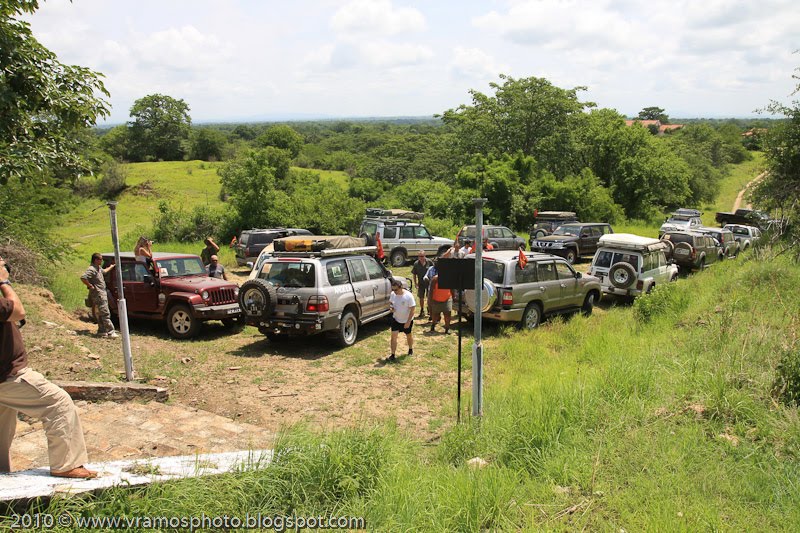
<box><xmin>624</xmin><ymin>119</ymin><xmax>684</xmax><ymax>135</ymax></box>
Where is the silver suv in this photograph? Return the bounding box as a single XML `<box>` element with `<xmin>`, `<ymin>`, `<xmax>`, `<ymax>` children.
<box><xmin>359</xmin><ymin>212</ymin><xmax>452</xmax><ymax>267</ymax></box>
<box><xmin>239</xmin><ymin>242</ymin><xmax>408</xmax><ymax>347</ymax></box>
<box><xmin>590</xmin><ymin>234</ymin><xmax>679</xmax><ymax>299</ymax></box>
<box><xmin>463</xmin><ymin>250</ymin><xmax>601</xmax><ymax>329</ymax></box>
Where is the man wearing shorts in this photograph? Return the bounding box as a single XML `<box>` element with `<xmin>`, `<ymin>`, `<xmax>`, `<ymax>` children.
<box><xmin>410</xmin><ymin>251</ymin><xmax>433</xmax><ymax>318</ymax></box>
<box><xmin>428</xmin><ymin>271</ymin><xmax>453</xmax><ymax>334</ymax></box>
<box><xmin>387</xmin><ymin>278</ymin><xmax>415</xmax><ymax>362</ymax></box>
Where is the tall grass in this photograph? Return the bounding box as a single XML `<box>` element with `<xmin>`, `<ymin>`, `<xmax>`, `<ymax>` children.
<box><xmin>18</xmin><ymin>250</ymin><xmax>800</xmax><ymax>530</ymax></box>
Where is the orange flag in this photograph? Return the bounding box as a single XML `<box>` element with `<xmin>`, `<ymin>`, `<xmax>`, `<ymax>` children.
<box><xmin>375</xmin><ymin>233</ymin><xmax>385</xmax><ymax>260</ymax></box>
<box><xmin>518</xmin><ymin>248</ymin><xmax>528</xmax><ymax>269</ymax></box>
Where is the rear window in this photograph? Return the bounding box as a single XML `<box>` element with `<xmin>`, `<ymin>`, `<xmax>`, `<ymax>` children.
<box><xmin>251</xmin><ymin>233</ymin><xmax>276</xmax><ymax>245</ymax></box>
<box><xmin>665</xmin><ymin>233</ymin><xmax>693</xmax><ymax>245</ymax></box>
<box><xmin>482</xmin><ymin>260</ymin><xmax>505</xmax><ymax>284</ymax></box>
<box><xmin>594</xmin><ymin>251</ymin><xmax>640</xmax><ymax>271</ymax></box>
<box><xmin>258</xmin><ymin>261</ymin><xmax>316</xmax><ymax>288</ymax></box>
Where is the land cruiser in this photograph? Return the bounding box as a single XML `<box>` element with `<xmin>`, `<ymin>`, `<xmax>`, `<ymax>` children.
<box><xmin>659</xmin><ymin>209</ymin><xmax>703</xmax><ymax>237</ymax></box>
<box><xmin>100</xmin><ymin>252</ymin><xmax>242</xmax><ymax>339</ymax></box>
<box><xmin>589</xmin><ymin>234</ymin><xmax>679</xmax><ymax>299</ymax></box>
<box><xmin>528</xmin><ymin>211</ymin><xmax>578</xmax><ymax>241</ymax></box>
<box><xmin>456</xmin><ymin>225</ymin><xmax>526</xmax><ymax>250</ymax></box>
<box><xmin>238</xmin><ymin>236</ymin><xmax>409</xmax><ymax>347</ymax></box>
<box><xmin>358</xmin><ymin>209</ymin><xmax>452</xmax><ymax>267</ymax></box>
<box><xmin>698</xmin><ymin>227</ymin><xmax>739</xmax><ymax>259</ymax></box>
<box><xmin>462</xmin><ymin>250</ymin><xmax>601</xmax><ymax>329</ymax></box>
<box><xmin>660</xmin><ymin>230</ymin><xmax>721</xmax><ymax>272</ymax></box>
<box><xmin>529</xmin><ymin>223</ymin><xmax>613</xmax><ymax>264</ymax></box>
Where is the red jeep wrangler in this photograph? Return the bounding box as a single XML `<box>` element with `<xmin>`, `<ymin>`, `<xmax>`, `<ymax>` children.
<box><xmin>100</xmin><ymin>252</ymin><xmax>242</xmax><ymax>339</ymax></box>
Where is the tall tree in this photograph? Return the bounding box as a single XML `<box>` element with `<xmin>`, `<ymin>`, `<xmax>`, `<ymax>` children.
<box><xmin>127</xmin><ymin>94</ymin><xmax>191</xmax><ymax>161</ymax></box>
<box><xmin>256</xmin><ymin>124</ymin><xmax>304</xmax><ymax>158</ymax></box>
<box><xmin>637</xmin><ymin>106</ymin><xmax>670</xmax><ymax>123</ymax></box>
<box><xmin>0</xmin><ymin>0</ymin><xmax>109</xmax><ymax>184</ymax></box>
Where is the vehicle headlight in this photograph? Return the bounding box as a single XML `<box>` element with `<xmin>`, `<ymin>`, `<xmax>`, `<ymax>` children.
<box><xmin>551</xmin><ymin>242</ymin><xmax>564</xmax><ymax>249</ymax></box>
<box><xmin>201</xmin><ymin>290</ymin><xmax>209</xmax><ymax>300</ymax></box>
<box><xmin>234</xmin><ymin>287</ymin><xmax>239</xmax><ymax>297</ymax></box>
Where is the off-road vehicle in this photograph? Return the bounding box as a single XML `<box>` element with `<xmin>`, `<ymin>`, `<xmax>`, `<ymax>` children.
<box><xmin>456</xmin><ymin>225</ymin><xmax>526</xmax><ymax>250</ymax></box>
<box><xmin>528</xmin><ymin>211</ymin><xmax>578</xmax><ymax>241</ymax></box>
<box><xmin>723</xmin><ymin>224</ymin><xmax>761</xmax><ymax>250</ymax></box>
<box><xmin>238</xmin><ymin>236</ymin><xmax>409</xmax><ymax>347</ymax></box>
<box><xmin>462</xmin><ymin>250</ymin><xmax>601</xmax><ymax>329</ymax></box>
<box><xmin>358</xmin><ymin>209</ymin><xmax>452</xmax><ymax>267</ymax></box>
<box><xmin>589</xmin><ymin>234</ymin><xmax>679</xmax><ymax>300</ymax></box>
<box><xmin>235</xmin><ymin>228</ymin><xmax>312</xmax><ymax>266</ymax></box>
<box><xmin>699</xmin><ymin>227</ymin><xmax>739</xmax><ymax>259</ymax></box>
<box><xmin>100</xmin><ymin>252</ymin><xmax>242</xmax><ymax>339</ymax></box>
<box><xmin>529</xmin><ymin>223</ymin><xmax>613</xmax><ymax>264</ymax></box>
<box><xmin>660</xmin><ymin>230</ymin><xmax>721</xmax><ymax>272</ymax></box>
<box><xmin>659</xmin><ymin>209</ymin><xmax>703</xmax><ymax>237</ymax></box>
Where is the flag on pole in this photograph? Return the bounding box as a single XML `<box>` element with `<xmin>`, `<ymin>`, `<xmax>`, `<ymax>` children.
<box><xmin>518</xmin><ymin>248</ymin><xmax>528</xmax><ymax>269</ymax></box>
<box><xmin>375</xmin><ymin>233</ymin><xmax>385</xmax><ymax>260</ymax></box>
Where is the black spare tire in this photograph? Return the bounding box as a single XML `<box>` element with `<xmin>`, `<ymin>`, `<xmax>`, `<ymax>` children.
<box><xmin>660</xmin><ymin>239</ymin><xmax>674</xmax><ymax>260</ymax></box>
<box><xmin>360</xmin><ymin>232</ymin><xmax>376</xmax><ymax>246</ymax></box>
<box><xmin>609</xmin><ymin>262</ymin><xmax>636</xmax><ymax>289</ymax></box>
<box><xmin>239</xmin><ymin>278</ymin><xmax>277</xmax><ymax>321</ymax></box>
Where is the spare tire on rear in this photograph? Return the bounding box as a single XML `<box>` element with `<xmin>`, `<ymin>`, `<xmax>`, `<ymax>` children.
<box><xmin>239</xmin><ymin>278</ymin><xmax>277</xmax><ymax>321</ymax></box>
<box><xmin>609</xmin><ymin>262</ymin><xmax>636</xmax><ymax>289</ymax></box>
<box><xmin>360</xmin><ymin>233</ymin><xmax>376</xmax><ymax>246</ymax></box>
<box><xmin>660</xmin><ymin>239</ymin><xmax>675</xmax><ymax>260</ymax></box>
<box><xmin>464</xmin><ymin>278</ymin><xmax>498</xmax><ymax>313</ymax></box>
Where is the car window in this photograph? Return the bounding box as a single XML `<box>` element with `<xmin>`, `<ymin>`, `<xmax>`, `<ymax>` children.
<box><xmin>643</xmin><ymin>253</ymin><xmax>656</xmax><ymax>272</ymax></box>
<box><xmin>501</xmin><ymin>228</ymin><xmax>514</xmax><ymax>238</ymax></box>
<box><xmin>400</xmin><ymin>227</ymin><xmax>414</xmax><ymax>239</ymax></box>
<box><xmin>665</xmin><ymin>233</ymin><xmax>692</xmax><ymax>245</ymax></box>
<box><xmin>383</xmin><ymin>226</ymin><xmax>397</xmax><ymax>239</ymax></box>
<box><xmin>515</xmin><ymin>261</ymin><xmax>537</xmax><ymax>283</ymax></box>
<box><xmin>536</xmin><ymin>261</ymin><xmax>557</xmax><ymax>281</ymax></box>
<box><xmin>463</xmin><ymin>226</ymin><xmax>477</xmax><ymax>238</ymax></box>
<box><xmin>253</xmin><ymin>233</ymin><xmax>274</xmax><ymax>245</ymax></box>
<box><xmin>347</xmin><ymin>258</ymin><xmax>368</xmax><ymax>282</ymax></box>
<box><xmin>121</xmin><ymin>263</ymin><xmax>148</xmax><ymax>282</ymax></box>
<box><xmin>239</xmin><ymin>233</ymin><xmax>250</xmax><ymax>246</ymax></box>
<box><xmin>555</xmin><ymin>262</ymin><xmax>575</xmax><ymax>280</ymax></box>
<box><xmin>488</xmin><ymin>228</ymin><xmax>502</xmax><ymax>239</ymax></box>
<box><xmin>590</xmin><ymin>227</ymin><xmax>602</xmax><ymax>237</ymax></box>
<box><xmin>553</xmin><ymin>225</ymin><xmax>580</xmax><ymax>236</ymax></box>
<box><xmin>482</xmin><ymin>260</ymin><xmax>505</xmax><ymax>284</ymax></box>
<box><xmin>364</xmin><ymin>257</ymin><xmax>385</xmax><ymax>280</ymax></box>
<box><xmin>259</xmin><ymin>262</ymin><xmax>315</xmax><ymax>287</ymax></box>
<box><xmin>156</xmin><ymin>257</ymin><xmax>205</xmax><ymax>277</ymax></box>
<box><xmin>594</xmin><ymin>251</ymin><xmax>614</xmax><ymax>269</ymax></box>
<box><xmin>326</xmin><ymin>259</ymin><xmax>350</xmax><ymax>286</ymax></box>
<box><xmin>414</xmin><ymin>226</ymin><xmax>431</xmax><ymax>239</ymax></box>
<box><xmin>361</xmin><ymin>222</ymin><xmax>377</xmax><ymax>236</ymax></box>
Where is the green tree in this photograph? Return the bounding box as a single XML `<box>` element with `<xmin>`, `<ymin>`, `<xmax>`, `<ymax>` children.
<box><xmin>127</xmin><ymin>94</ymin><xmax>191</xmax><ymax>161</ymax></box>
<box><xmin>98</xmin><ymin>125</ymin><xmax>130</xmax><ymax>161</ymax></box>
<box><xmin>0</xmin><ymin>0</ymin><xmax>109</xmax><ymax>184</ymax></box>
<box><xmin>638</xmin><ymin>106</ymin><xmax>670</xmax><ymax>123</ymax></box>
<box><xmin>256</xmin><ymin>124</ymin><xmax>304</xmax><ymax>158</ymax></box>
<box><xmin>189</xmin><ymin>127</ymin><xmax>227</xmax><ymax>161</ymax></box>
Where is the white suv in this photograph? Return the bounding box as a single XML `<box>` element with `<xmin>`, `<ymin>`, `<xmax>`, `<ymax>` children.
<box><xmin>590</xmin><ymin>234</ymin><xmax>679</xmax><ymax>299</ymax></box>
<box><xmin>359</xmin><ymin>211</ymin><xmax>453</xmax><ymax>267</ymax></box>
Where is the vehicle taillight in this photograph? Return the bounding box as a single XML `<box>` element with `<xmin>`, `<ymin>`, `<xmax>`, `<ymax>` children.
<box><xmin>502</xmin><ymin>290</ymin><xmax>513</xmax><ymax>306</ymax></box>
<box><xmin>636</xmin><ymin>280</ymin><xmax>644</xmax><ymax>290</ymax></box>
<box><xmin>306</xmin><ymin>295</ymin><xmax>329</xmax><ymax>313</ymax></box>
<box><xmin>691</xmin><ymin>248</ymin><xmax>696</xmax><ymax>260</ymax></box>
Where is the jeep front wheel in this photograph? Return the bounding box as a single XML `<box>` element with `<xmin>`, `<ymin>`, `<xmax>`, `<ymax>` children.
<box><xmin>167</xmin><ymin>304</ymin><xmax>200</xmax><ymax>339</ymax></box>
<box><xmin>336</xmin><ymin>310</ymin><xmax>359</xmax><ymax>347</ymax></box>
<box><xmin>390</xmin><ymin>249</ymin><xmax>407</xmax><ymax>267</ymax></box>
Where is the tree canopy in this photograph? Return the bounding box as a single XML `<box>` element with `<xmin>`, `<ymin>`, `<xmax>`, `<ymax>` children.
<box><xmin>638</xmin><ymin>106</ymin><xmax>670</xmax><ymax>123</ymax></box>
<box><xmin>127</xmin><ymin>94</ymin><xmax>192</xmax><ymax>161</ymax></box>
<box><xmin>0</xmin><ymin>0</ymin><xmax>109</xmax><ymax>184</ymax></box>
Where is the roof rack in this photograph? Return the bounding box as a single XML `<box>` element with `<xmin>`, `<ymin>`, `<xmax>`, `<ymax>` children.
<box><xmin>272</xmin><ymin>246</ymin><xmax>378</xmax><ymax>258</ymax></box>
<box><xmin>364</xmin><ymin>208</ymin><xmax>424</xmax><ymax>221</ymax></box>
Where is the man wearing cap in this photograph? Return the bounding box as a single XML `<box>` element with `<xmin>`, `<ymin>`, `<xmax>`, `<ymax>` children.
<box><xmin>80</xmin><ymin>253</ymin><xmax>117</xmax><ymax>338</ymax></box>
<box><xmin>387</xmin><ymin>278</ymin><xmax>415</xmax><ymax>362</ymax></box>
<box><xmin>410</xmin><ymin>251</ymin><xmax>433</xmax><ymax>318</ymax></box>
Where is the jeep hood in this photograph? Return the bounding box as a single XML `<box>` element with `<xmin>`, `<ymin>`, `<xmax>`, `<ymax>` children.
<box><xmin>160</xmin><ymin>276</ymin><xmax>235</xmax><ymax>291</ymax></box>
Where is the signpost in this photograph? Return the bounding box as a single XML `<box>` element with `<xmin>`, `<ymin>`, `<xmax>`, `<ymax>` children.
<box><xmin>107</xmin><ymin>202</ymin><xmax>134</xmax><ymax>381</ymax></box>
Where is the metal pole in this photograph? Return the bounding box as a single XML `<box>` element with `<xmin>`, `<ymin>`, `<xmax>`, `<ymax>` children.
<box><xmin>472</xmin><ymin>198</ymin><xmax>487</xmax><ymax>417</ymax></box>
<box><xmin>107</xmin><ymin>202</ymin><xmax>135</xmax><ymax>381</ymax></box>
<box><xmin>457</xmin><ymin>294</ymin><xmax>462</xmax><ymax>423</ymax></box>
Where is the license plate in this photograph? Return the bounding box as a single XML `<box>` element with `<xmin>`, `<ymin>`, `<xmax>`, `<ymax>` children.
<box><xmin>226</xmin><ymin>308</ymin><xmax>239</xmax><ymax>314</ymax></box>
<box><xmin>675</xmin><ymin>249</ymin><xmax>689</xmax><ymax>255</ymax></box>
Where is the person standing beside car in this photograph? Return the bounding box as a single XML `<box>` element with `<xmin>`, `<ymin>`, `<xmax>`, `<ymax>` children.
<box><xmin>1</xmin><ymin>257</ymin><xmax>97</xmax><ymax>479</ymax></box>
<box><xmin>80</xmin><ymin>253</ymin><xmax>118</xmax><ymax>338</ymax></box>
<box><xmin>387</xmin><ymin>279</ymin><xmax>415</xmax><ymax>362</ymax></box>
<box><xmin>410</xmin><ymin>251</ymin><xmax>433</xmax><ymax>319</ymax></box>
<box><xmin>201</xmin><ymin>237</ymin><xmax>220</xmax><ymax>266</ymax></box>
<box><xmin>206</xmin><ymin>255</ymin><xmax>228</xmax><ymax>280</ymax></box>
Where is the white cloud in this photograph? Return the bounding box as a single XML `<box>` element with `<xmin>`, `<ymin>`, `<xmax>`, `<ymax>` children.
<box><xmin>330</xmin><ymin>0</ymin><xmax>426</xmax><ymax>36</ymax></box>
<box><xmin>133</xmin><ymin>26</ymin><xmax>232</xmax><ymax>74</ymax></box>
<box><xmin>449</xmin><ymin>47</ymin><xmax>507</xmax><ymax>81</ymax></box>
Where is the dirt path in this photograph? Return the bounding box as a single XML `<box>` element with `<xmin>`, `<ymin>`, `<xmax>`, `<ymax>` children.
<box><xmin>732</xmin><ymin>171</ymin><xmax>768</xmax><ymax>211</ymax></box>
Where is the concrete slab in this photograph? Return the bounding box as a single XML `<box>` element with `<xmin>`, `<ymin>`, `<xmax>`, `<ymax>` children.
<box><xmin>0</xmin><ymin>449</ymin><xmax>273</xmax><ymax>503</ymax></box>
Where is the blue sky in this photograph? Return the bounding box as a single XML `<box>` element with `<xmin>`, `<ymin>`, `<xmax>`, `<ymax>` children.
<box><xmin>25</xmin><ymin>0</ymin><xmax>800</xmax><ymax>123</ymax></box>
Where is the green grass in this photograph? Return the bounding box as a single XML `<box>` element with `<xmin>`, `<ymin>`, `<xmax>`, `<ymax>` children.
<box><xmin>19</xmin><ymin>248</ymin><xmax>800</xmax><ymax>530</ymax></box>
<box><xmin>314</xmin><ymin>168</ymin><xmax>350</xmax><ymax>188</ymax></box>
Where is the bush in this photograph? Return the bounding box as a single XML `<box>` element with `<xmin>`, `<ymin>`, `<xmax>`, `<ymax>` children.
<box><xmin>774</xmin><ymin>349</ymin><xmax>800</xmax><ymax>406</ymax></box>
<box><xmin>96</xmin><ymin>160</ymin><xmax>128</xmax><ymax>199</ymax></box>
<box><xmin>632</xmin><ymin>282</ymin><xmax>689</xmax><ymax>324</ymax></box>
<box><xmin>151</xmin><ymin>201</ymin><xmax>224</xmax><ymax>243</ymax></box>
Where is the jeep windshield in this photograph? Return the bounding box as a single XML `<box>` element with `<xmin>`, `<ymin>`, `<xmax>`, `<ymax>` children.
<box><xmin>552</xmin><ymin>225</ymin><xmax>581</xmax><ymax>236</ymax></box>
<box><xmin>258</xmin><ymin>262</ymin><xmax>316</xmax><ymax>288</ymax></box>
<box><xmin>155</xmin><ymin>257</ymin><xmax>206</xmax><ymax>277</ymax></box>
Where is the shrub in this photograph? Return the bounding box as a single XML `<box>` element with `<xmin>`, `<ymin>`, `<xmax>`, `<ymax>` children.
<box><xmin>774</xmin><ymin>349</ymin><xmax>800</xmax><ymax>406</ymax></box>
<box><xmin>96</xmin><ymin>160</ymin><xmax>128</xmax><ymax>198</ymax></box>
<box><xmin>151</xmin><ymin>201</ymin><xmax>223</xmax><ymax>243</ymax></box>
<box><xmin>632</xmin><ymin>282</ymin><xmax>689</xmax><ymax>324</ymax></box>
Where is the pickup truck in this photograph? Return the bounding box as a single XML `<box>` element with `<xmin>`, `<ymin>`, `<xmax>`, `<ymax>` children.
<box><xmin>715</xmin><ymin>209</ymin><xmax>772</xmax><ymax>229</ymax></box>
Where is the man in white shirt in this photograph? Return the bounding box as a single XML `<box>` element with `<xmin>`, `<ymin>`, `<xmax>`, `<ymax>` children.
<box><xmin>387</xmin><ymin>278</ymin><xmax>415</xmax><ymax>362</ymax></box>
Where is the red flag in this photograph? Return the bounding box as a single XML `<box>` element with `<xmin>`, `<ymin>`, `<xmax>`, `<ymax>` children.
<box><xmin>518</xmin><ymin>248</ymin><xmax>528</xmax><ymax>269</ymax></box>
<box><xmin>229</xmin><ymin>236</ymin><xmax>237</xmax><ymax>248</ymax></box>
<box><xmin>375</xmin><ymin>233</ymin><xmax>385</xmax><ymax>260</ymax></box>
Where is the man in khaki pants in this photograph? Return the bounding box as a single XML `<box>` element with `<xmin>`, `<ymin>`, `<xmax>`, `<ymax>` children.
<box><xmin>0</xmin><ymin>257</ymin><xmax>96</xmax><ymax>479</ymax></box>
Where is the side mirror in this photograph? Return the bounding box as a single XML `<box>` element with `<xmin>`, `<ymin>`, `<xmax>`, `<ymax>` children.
<box><xmin>246</xmin><ymin>262</ymin><xmax>254</xmax><ymax>269</ymax></box>
<box><xmin>575</xmin><ymin>272</ymin><xmax>582</xmax><ymax>279</ymax></box>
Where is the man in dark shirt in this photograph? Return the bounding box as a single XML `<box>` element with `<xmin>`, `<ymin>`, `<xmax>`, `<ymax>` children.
<box><xmin>80</xmin><ymin>253</ymin><xmax>117</xmax><ymax>338</ymax></box>
<box><xmin>0</xmin><ymin>257</ymin><xmax>97</xmax><ymax>479</ymax></box>
<box><xmin>410</xmin><ymin>251</ymin><xmax>433</xmax><ymax>319</ymax></box>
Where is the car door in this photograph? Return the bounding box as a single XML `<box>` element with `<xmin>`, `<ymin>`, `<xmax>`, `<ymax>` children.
<box><xmin>346</xmin><ymin>258</ymin><xmax>377</xmax><ymax>316</ymax></box>
<box><xmin>533</xmin><ymin>260</ymin><xmax>562</xmax><ymax>312</ymax></box>
<box><xmin>487</xmin><ymin>227</ymin><xmax>504</xmax><ymax>249</ymax></box>
<box><xmin>399</xmin><ymin>226</ymin><xmax>418</xmax><ymax>256</ymax></box>
<box><xmin>120</xmin><ymin>261</ymin><xmax>157</xmax><ymax>314</ymax></box>
<box><xmin>554</xmin><ymin>260</ymin><xmax>581</xmax><ymax>308</ymax></box>
<box><xmin>363</xmin><ymin>256</ymin><xmax>390</xmax><ymax>315</ymax></box>
<box><xmin>413</xmin><ymin>226</ymin><xmax>438</xmax><ymax>255</ymax></box>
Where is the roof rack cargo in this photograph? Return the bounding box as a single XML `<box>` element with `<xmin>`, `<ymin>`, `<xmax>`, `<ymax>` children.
<box><xmin>364</xmin><ymin>208</ymin><xmax>425</xmax><ymax>221</ymax></box>
<box><xmin>672</xmin><ymin>208</ymin><xmax>702</xmax><ymax>217</ymax></box>
<box><xmin>533</xmin><ymin>211</ymin><xmax>577</xmax><ymax>219</ymax></box>
<box><xmin>598</xmin><ymin>233</ymin><xmax>669</xmax><ymax>252</ymax></box>
<box><xmin>272</xmin><ymin>235</ymin><xmax>366</xmax><ymax>253</ymax></box>
<box><xmin>272</xmin><ymin>246</ymin><xmax>378</xmax><ymax>258</ymax></box>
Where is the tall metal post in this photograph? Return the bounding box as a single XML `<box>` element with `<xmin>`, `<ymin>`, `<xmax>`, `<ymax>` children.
<box><xmin>107</xmin><ymin>202</ymin><xmax>135</xmax><ymax>381</ymax></box>
<box><xmin>472</xmin><ymin>198</ymin><xmax>487</xmax><ymax>417</ymax></box>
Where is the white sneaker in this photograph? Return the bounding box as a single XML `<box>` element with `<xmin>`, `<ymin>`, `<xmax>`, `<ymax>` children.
<box><xmin>106</xmin><ymin>332</ymin><xmax>119</xmax><ymax>338</ymax></box>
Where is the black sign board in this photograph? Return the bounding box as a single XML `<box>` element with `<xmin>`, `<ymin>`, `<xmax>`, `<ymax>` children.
<box><xmin>437</xmin><ymin>258</ymin><xmax>476</xmax><ymax>290</ymax></box>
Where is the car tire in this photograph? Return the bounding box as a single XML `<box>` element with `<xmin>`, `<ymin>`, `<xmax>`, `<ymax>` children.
<box><xmin>698</xmin><ymin>257</ymin><xmax>706</xmax><ymax>270</ymax></box>
<box><xmin>360</xmin><ymin>233</ymin><xmax>376</xmax><ymax>246</ymax></box>
<box><xmin>167</xmin><ymin>304</ymin><xmax>200</xmax><ymax>339</ymax></box>
<box><xmin>670</xmin><ymin>273</ymin><xmax>678</xmax><ymax>282</ymax></box>
<box><xmin>336</xmin><ymin>310</ymin><xmax>359</xmax><ymax>347</ymax></box>
<box><xmin>239</xmin><ymin>278</ymin><xmax>277</xmax><ymax>321</ymax></box>
<box><xmin>535</xmin><ymin>230</ymin><xmax>546</xmax><ymax>239</ymax></box>
<box><xmin>609</xmin><ymin>262</ymin><xmax>636</xmax><ymax>289</ymax></box>
<box><xmin>581</xmin><ymin>291</ymin><xmax>597</xmax><ymax>316</ymax></box>
<box><xmin>390</xmin><ymin>249</ymin><xmax>407</xmax><ymax>267</ymax></box>
<box><xmin>519</xmin><ymin>302</ymin><xmax>542</xmax><ymax>330</ymax></box>
<box><xmin>564</xmin><ymin>248</ymin><xmax>577</xmax><ymax>264</ymax></box>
